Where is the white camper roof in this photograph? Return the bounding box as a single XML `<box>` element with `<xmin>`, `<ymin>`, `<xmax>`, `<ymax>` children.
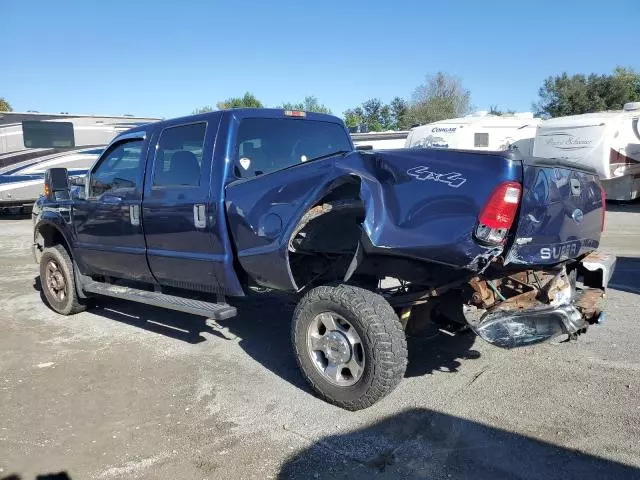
<box><xmin>540</xmin><ymin>109</ymin><xmax>639</xmax><ymax>129</ymax></box>
<box><xmin>411</xmin><ymin>112</ymin><xmax>540</xmax><ymax>132</ymax></box>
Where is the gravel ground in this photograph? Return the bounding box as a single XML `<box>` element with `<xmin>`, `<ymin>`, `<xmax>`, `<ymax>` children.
<box><xmin>1</xmin><ymin>205</ymin><xmax>639</xmax><ymax>480</ymax></box>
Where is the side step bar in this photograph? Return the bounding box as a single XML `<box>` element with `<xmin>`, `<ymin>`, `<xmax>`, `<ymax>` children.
<box><xmin>82</xmin><ymin>279</ymin><xmax>237</xmax><ymax>320</ymax></box>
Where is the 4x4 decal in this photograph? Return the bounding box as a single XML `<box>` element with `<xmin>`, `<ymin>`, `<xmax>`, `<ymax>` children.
<box><xmin>406</xmin><ymin>165</ymin><xmax>467</xmax><ymax>188</ymax></box>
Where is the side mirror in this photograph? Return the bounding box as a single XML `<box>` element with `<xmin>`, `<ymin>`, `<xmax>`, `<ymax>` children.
<box><xmin>69</xmin><ymin>176</ymin><xmax>87</xmax><ymax>200</ymax></box>
<box><xmin>355</xmin><ymin>145</ymin><xmax>373</xmax><ymax>151</ymax></box>
<box><xmin>44</xmin><ymin>168</ymin><xmax>70</xmax><ymax>201</ymax></box>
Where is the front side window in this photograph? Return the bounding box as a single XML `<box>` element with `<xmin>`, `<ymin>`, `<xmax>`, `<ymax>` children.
<box><xmin>153</xmin><ymin>122</ymin><xmax>207</xmax><ymax>187</ymax></box>
<box><xmin>90</xmin><ymin>139</ymin><xmax>143</xmax><ymax>197</ymax></box>
<box><xmin>235</xmin><ymin>118</ymin><xmax>351</xmax><ymax>178</ymax></box>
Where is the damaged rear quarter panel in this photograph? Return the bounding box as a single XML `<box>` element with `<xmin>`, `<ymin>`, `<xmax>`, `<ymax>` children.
<box><xmin>224</xmin><ymin>149</ymin><xmax>524</xmax><ymax>290</ymax></box>
<box><xmin>335</xmin><ymin>149</ymin><xmax>522</xmax><ymax>268</ymax></box>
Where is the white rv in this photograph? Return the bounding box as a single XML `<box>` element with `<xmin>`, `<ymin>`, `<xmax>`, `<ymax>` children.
<box><xmin>405</xmin><ymin>112</ymin><xmax>542</xmax><ymax>156</ymax></box>
<box><xmin>532</xmin><ymin>103</ymin><xmax>640</xmax><ymax>201</ymax></box>
<box><xmin>0</xmin><ymin>112</ymin><xmax>160</xmax><ymax>212</ymax></box>
<box><xmin>0</xmin><ymin>112</ymin><xmax>159</xmax><ymax>156</ymax></box>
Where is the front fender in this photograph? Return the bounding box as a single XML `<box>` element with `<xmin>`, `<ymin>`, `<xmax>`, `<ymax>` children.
<box><xmin>32</xmin><ymin>201</ymin><xmax>76</xmax><ymax>263</ymax></box>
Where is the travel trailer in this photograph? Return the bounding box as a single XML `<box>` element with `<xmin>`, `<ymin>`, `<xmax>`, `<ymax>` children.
<box><xmin>405</xmin><ymin>112</ymin><xmax>542</xmax><ymax>156</ymax></box>
<box><xmin>0</xmin><ymin>112</ymin><xmax>159</xmax><ymax>157</ymax></box>
<box><xmin>0</xmin><ymin>112</ymin><xmax>160</xmax><ymax>212</ymax></box>
<box><xmin>532</xmin><ymin>102</ymin><xmax>640</xmax><ymax>201</ymax></box>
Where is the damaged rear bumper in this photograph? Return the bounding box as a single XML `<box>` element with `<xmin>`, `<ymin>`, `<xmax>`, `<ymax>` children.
<box><xmin>469</xmin><ymin>252</ymin><xmax>616</xmax><ymax>349</ymax></box>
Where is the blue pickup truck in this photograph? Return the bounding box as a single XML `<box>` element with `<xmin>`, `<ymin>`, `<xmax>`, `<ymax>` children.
<box><xmin>32</xmin><ymin>108</ymin><xmax>615</xmax><ymax>410</ymax></box>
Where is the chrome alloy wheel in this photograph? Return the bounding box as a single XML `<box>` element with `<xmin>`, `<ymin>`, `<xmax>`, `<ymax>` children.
<box><xmin>306</xmin><ymin>312</ymin><xmax>365</xmax><ymax>386</ymax></box>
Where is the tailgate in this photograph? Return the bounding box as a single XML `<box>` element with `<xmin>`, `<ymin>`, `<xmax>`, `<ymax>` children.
<box><xmin>505</xmin><ymin>157</ymin><xmax>604</xmax><ymax>265</ymax></box>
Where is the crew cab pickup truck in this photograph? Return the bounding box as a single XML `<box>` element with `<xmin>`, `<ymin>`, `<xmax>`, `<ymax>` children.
<box><xmin>33</xmin><ymin>108</ymin><xmax>616</xmax><ymax>410</ymax></box>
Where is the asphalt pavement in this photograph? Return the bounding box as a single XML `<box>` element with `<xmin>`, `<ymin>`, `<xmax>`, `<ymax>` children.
<box><xmin>1</xmin><ymin>204</ymin><xmax>639</xmax><ymax>479</ymax></box>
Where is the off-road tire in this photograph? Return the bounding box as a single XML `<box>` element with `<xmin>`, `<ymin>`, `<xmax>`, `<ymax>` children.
<box><xmin>40</xmin><ymin>244</ymin><xmax>86</xmax><ymax>315</ymax></box>
<box><xmin>292</xmin><ymin>285</ymin><xmax>407</xmax><ymax>410</ymax></box>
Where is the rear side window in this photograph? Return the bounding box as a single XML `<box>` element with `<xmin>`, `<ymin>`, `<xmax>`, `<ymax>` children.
<box><xmin>235</xmin><ymin>118</ymin><xmax>351</xmax><ymax>178</ymax></box>
<box><xmin>474</xmin><ymin>132</ymin><xmax>489</xmax><ymax>147</ymax></box>
<box><xmin>153</xmin><ymin>122</ymin><xmax>207</xmax><ymax>187</ymax></box>
<box><xmin>90</xmin><ymin>139</ymin><xmax>144</xmax><ymax>197</ymax></box>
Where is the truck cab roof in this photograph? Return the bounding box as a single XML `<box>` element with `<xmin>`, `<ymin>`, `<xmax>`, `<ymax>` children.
<box><xmin>119</xmin><ymin>108</ymin><xmax>345</xmax><ymax>138</ymax></box>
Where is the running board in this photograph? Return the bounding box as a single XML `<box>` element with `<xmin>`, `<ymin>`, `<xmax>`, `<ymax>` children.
<box><xmin>82</xmin><ymin>279</ymin><xmax>237</xmax><ymax>320</ymax></box>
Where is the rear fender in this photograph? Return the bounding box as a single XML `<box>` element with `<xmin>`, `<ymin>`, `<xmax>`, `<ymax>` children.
<box><xmin>225</xmin><ymin>160</ymin><xmax>362</xmax><ymax>291</ymax></box>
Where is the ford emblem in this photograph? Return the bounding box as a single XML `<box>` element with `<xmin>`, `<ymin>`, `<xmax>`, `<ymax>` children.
<box><xmin>572</xmin><ymin>209</ymin><xmax>584</xmax><ymax>223</ymax></box>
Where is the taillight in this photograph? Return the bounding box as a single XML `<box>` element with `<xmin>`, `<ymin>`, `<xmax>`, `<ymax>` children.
<box><xmin>599</xmin><ymin>182</ymin><xmax>606</xmax><ymax>232</ymax></box>
<box><xmin>475</xmin><ymin>181</ymin><xmax>522</xmax><ymax>244</ymax></box>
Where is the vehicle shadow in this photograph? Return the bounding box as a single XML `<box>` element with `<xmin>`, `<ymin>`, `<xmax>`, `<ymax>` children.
<box><xmin>606</xmin><ymin>199</ymin><xmax>640</xmax><ymax>213</ymax></box>
<box><xmin>1</xmin><ymin>473</ymin><xmax>70</xmax><ymax>480</ymax></box>
<box><xmin>405</xmin><ymin>329</ymin><xmax>480</xmax><ymax>377</ymax></box>
<box><xmin>609</xmin><ymin>256</ymin><xmax>640</xmax><ymax>294</ymax></box>
<box><xmin>0</xmin><ymin>212</ymin><xmax>31</xmax><ymax>220</ymax></box>
<box><xmin>33</xmin><ymin>278</ymin><xmax>484</xmax><ymax>394</ymax></box>
<box><xmin>278</xmin><ymin>408</ymin><xmax>640</xmax><ymax>480</ymax></box>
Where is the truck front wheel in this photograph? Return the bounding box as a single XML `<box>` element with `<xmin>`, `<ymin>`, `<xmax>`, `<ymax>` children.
<box><xmin>40</xmin><ymin>245</ymin><xmax>86</xmax><ymax>315</ymax></box>
<box><xmin>292</xmin><ymin>285</ymin><xmax>407</xmax><ymax>410</ymax></box>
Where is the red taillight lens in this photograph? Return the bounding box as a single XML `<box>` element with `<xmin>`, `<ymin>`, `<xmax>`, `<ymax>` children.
<box><xmin>479</xmin><ymin>182</ymin><xmax>522</xmax><ymax>229</ymax></box>
<box><xmin>475</xmin><ymin>181</ymin><xmax>522</xmax><ymax>244</ymax></box>
<box><xmin>599</xmin><ymin>182</ymin><xmax>606</xmax><ymax>232</ymax></box>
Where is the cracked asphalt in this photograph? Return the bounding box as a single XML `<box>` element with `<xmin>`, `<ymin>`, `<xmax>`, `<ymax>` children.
<box><xmin>1</xmin><ymin>203</ymin><xmax>640</xmax><ymax>479</ymax></box>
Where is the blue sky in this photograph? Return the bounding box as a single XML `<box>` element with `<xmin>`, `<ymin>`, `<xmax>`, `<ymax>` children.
<box><xmin>2</xmin><ymin>0</ymin><xmax>638</xmax><ymax>119</ymax></box>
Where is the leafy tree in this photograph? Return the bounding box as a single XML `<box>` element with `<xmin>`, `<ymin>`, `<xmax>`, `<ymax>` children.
<box><xmin>534</xmin><ymin>67</ymin><xmax>640</xmax><ymax>117</ymax></box>
<box><xmin>0</xmin><ymin>97</ymin><xmax>13</xmax><ymax>112</ymax></box>
<box><xmin>280</xmin><ymin>96</ymin><xmax>332</xmax><ymax>114</ymax></box>
<box><xmin>390</xmin><ymin>97</ymin><xmax>409</xmax><ymax>129</ymax></box>
<box><xmin>404</xmin><ymin>72</ymin><xmax>471</xmax><ymax>126</ymax></box>
<box><xmin>216</xmin><ymin>92</ymin><xmax>263</xmax><ymax>110</ymax></box>
<box><xmin>344</xmin><ymin>98</ymin><xmax>394</xmax><ymax>132</ymax></box>
<box><xmin>192</xmin><ymin>105</ymin><xmax>214</xmax><ymax>114</ymax></box>
<box><xmin>362</xmin><ymin>98</ymin><xmax>386</xmax><ymax>131</ymax></box>
<box><xmin>343</xmin><ymin>107</ymin><xmax>365</xmax><ymax>129</ymax></box>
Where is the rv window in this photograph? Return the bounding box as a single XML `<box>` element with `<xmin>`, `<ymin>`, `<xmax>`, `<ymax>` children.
<box><xmin>22</xmin><ymin>121</ymin><xmax>75</xmax><ymax>148</ymax></box>
<box><xmin>474</xmin><ymin>133</ymin><xmax>489</xmax><ymax>148</ymax></box>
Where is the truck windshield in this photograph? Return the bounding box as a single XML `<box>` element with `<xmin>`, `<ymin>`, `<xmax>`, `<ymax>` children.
<box><xmin>235</xmin><ymin>118</ymin><xmax>351</xmax><ymax>178</ymax></box>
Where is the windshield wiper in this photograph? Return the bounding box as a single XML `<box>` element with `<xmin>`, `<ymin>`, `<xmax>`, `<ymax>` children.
<box><xmin>305</xmin><ymin>150</ymin><xmax>351</xmax><ymax>163</ymax></box>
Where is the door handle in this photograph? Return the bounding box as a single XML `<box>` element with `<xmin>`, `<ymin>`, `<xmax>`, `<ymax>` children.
<box><xmin>130</xmin><ymin>204</ymin><xmax>140</xmax><ymax>226</ymax></box>
<box><xmin>193</xmin><ymin>204</ymin><xmax>206</xmax><ymax>229</ymax></box>
<box><xmin>102</xmin><ymin>193</ymin><xmax>123</xmax><ymax>204</ymax></box>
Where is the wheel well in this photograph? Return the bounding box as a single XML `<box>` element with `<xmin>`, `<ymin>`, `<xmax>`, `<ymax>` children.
<box><xmin>288</xmin><ymin>179</ymin><xmax>364</xmax><ymax>289</ymax></box>
<box><xmin>34</xmin><ymin>224</ymin><xmax>70</xmax><ymax>263</ymax></box>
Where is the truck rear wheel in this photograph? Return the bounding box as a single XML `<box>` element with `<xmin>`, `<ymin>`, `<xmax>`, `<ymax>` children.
<box><xmin>40</xmin><ymin>245</ymin><xmax>86</xmax><ymax>315</ymax></box>
<box><xmin>292</xmin><ymin>285</ymin><xmax>407</xmax><ymax>410</ymax></box>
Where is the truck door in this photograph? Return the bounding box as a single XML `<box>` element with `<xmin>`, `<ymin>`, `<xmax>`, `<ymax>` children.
<box><xmin>142</xmin><ymin>117</ymin><xmax>231</xmax><ymax>293</ymax></box>
<box><xmin>73</xmin><ymin>131</ymin><xmax>154</xmax><ymax>282</ymax></box>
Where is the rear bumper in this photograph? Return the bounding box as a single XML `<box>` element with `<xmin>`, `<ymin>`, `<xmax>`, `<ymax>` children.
<box><xmin>470</xmin><ymin>252</ymin><xmax>615</xmax><ymax>349</ymax></box>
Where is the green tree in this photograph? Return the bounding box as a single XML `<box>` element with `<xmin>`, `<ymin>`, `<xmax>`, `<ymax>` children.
<box><xmin>362</xmin><ymin>98</ymin><xmax>385</xmax><ymax>131</ymax></box>
<box><xmin>216</xmin><ymin>92</ymin><xmax>263</xmax><ymax>110</ymax></box>
<box><xmin>404</xmin><ymin>72</ymin><xmax>471</xmax><ymax>126</ymax></box>
<box><xmin>343</xmin><ymin>107</ymin><xmax>365</xmax><ymax>129</ymax></box>
<box><xmin>0</xmin><ymin>97</ymin><xmax>13</xmax><ymax>112</ymax></box>
<box><xmin>192</xmin><ymin>105</ymin><xmax>214</xmax><ymax>114</ymax></box>
<box><xmin>390</xmin><ymin>97</ymin><xmax>409</xmax><ymax>129</ymax></box>
<box><xmin>534</xmin><ymin>67</ymin><xmax>640</xmax><ymax>117</ymax></box>
<box><xmin>280</xmin><ymin>96</ymin><xmax>332</xmax><ymax>114</ymax></box>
